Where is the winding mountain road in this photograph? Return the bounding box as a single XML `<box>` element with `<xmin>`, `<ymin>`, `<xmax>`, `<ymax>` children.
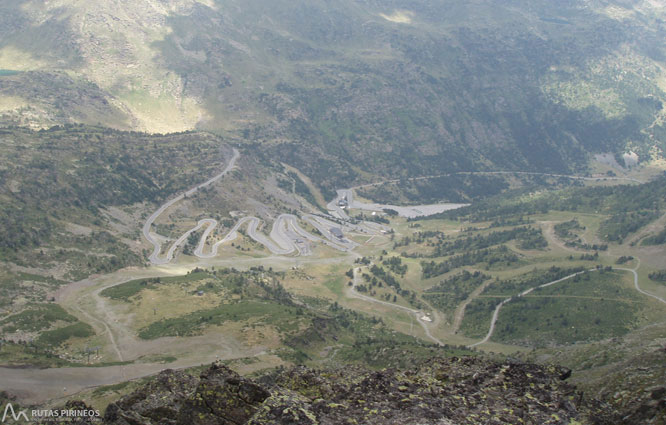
<box><xmin>142</xmin><ymin>150</ymin><xmax>376</xmax><ymax>264</ymax></box>
<box><xmin>467</xmin><ymin>263</ymin><xmax>666</xmax><ymax>348</ymax></box>
<box><xmin>143</xmin><ymin>148</ymin><xmax>240</xmax><ymax>264</ymax></box>
<box><xmin>616</xmin><ymin>262</ymin><xmax>666</xmax><ymax>305</ymax></box>
<box><xmin>144</xmin><ymin>149</ymin><xmax>635</xmax><ymax>265</ymax></box>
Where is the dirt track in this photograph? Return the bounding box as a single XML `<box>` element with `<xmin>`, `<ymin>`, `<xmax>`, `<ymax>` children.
<box><xmin>349</xmin><ymin>266</ymin><xmax>444</xmax><ymax>346</ymax></box>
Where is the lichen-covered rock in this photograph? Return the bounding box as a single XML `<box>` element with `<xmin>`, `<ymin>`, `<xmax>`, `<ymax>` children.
<box><xmin>98</xmin><ymin>357</ymin><xmax>622</xmax><ymax>425</ymax></box>
<box><xmin>274</xmin><ymin>366</ymin><xmax>355</xmax><ymax>401</ymax></box>
<box><xmin>177</xmin><ymin>362</ymin><xmax>270</xmax><ymax>425</ymax></box>
<box><xmin>247</xmin><ymin>388</ymin><xmax>317</xmax><ymax>425</ymax></box>
<box><xmin>616</xmin><ymin>384</ymin><xmax>666</xmax><ymax>425</ymax></box>
<box><xmin>104</xmin><ymin>369</ymin><xmax>198</xmax><ymax>425</ymax></box>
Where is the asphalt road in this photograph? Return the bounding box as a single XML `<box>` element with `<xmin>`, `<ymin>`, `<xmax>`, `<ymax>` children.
<box><xmin>143</xmin><ymin>148</ymin><xmax>240</xmax><ymax>264</ymax></box>
<box><xmin>142</xmin><ymin>148</ymin><xmax>374</xmax><ymax>264</ymax></box>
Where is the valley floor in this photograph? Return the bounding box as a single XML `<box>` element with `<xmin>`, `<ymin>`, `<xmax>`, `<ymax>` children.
<box><xmin>1</xmin><ymin>152</ymin><xmax>665</xmax><ymax>413</ymax></box>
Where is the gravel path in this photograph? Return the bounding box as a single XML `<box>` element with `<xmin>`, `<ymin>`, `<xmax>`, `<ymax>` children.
<box><xmin>467</xmin><ymin>262</ymin><xmax>665</xmax><ymax>348</ymax></box>
<box><xmin>349</xmin><ymin>267</ymin><xmax>444</xmax><ymax>346</ymax></box>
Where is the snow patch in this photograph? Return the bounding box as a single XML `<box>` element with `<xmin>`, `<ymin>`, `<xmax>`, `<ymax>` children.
<box><xmin>380</xmin><ymin>10</ymin><xmax>414</xmax><ymax>24</ymax></box>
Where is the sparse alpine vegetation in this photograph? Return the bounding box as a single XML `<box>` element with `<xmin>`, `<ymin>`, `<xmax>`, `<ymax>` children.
<box><xmin>0</xmin><ymin>0</ymin><xmax>665</xmax><ymax>420</ymax></box>
<box><xmin>1</xmin><ymin>1</ymin><xmax>665</xmax><ymax>193</ymax></box>
<box><xmin>0</xmin><ymin>125</ymin><xmax>230</xmax><ymax>278</ymax></box>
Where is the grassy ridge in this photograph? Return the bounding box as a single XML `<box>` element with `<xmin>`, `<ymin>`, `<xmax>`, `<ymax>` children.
<box><xmin>101</xmin><ymin>271</ymin><xmax>211</xmax><ymax>301</ymax></box>
<box><xmin>482</xmin><ymin>266</ymin><xmax>586</xmax><ymax>297</ymax></box>
<box><xmin>495</xmin><ymin>296</ymin><xmax>638</xmax><ymax>346</ymax></box>
<box><xmin>642</xmin><ymin>227</ymin><xmax>666</xmax><ymax>246</ymax></box>
<box><xmin>460</xmin><ymin>267</ymin><xmax>588</xmax><ymax>340</ymax></box>
<box><xmin>138</xmin><ymin>300</ymin><xmax>303</xmax><ymax>340</ymax></box>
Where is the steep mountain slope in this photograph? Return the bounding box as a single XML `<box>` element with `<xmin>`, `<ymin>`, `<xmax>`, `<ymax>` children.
<box><xmin>1</xmin><ymin>1</ymin><xmax>664</xmax><ymax>192</ymax></box>
<box><xmin>531</xmin><ymin>321</ymin><xmax>666</xmax><ymax>425</ymax></box>
<box><xmin>0</xmin><ymin>126</ymin><xmax>234</xmax><ymax>279</ymax></box>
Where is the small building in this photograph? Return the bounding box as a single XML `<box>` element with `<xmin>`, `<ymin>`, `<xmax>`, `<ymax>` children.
<box><xmin>197</xmin><ymin>290</ymin><xmax>204</xmax><ymax>296</ymax></box>
<box><xmin>330</xmin><ymin>227</ymin><xmax>344</xmax><ymax>239</ymax></box>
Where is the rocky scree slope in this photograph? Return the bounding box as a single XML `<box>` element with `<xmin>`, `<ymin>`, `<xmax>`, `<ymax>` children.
<box><xmin>65</xmin><ymin>357</ymin><xmax>629</xmax><ymax>425</ymax></box>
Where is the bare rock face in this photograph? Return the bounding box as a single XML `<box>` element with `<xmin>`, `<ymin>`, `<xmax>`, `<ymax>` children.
<box><xmin>104</xmin><ymin>369</ymin><xmax>198</xmax><ymax>425</ymax></box>
<box><xmin>97</xmin><ymin>357</ymin><xmax>622</xmax><ymax>425</ymax></box>
<box><xmin>618</xmin><ymin>385</ymin><xmax>666</xmax><ymax>425</ymax></box>
<box><xmin>177</xmin><ymin>363</ymin><xmax>270</xmax><ymax>425</ymax></box>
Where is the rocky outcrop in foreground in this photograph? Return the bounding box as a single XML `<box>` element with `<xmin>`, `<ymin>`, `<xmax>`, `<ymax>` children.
<box><xmin>84</xmin><ymin>357</ymin><xmax>621</xmax><ymax>424</ymax></box>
